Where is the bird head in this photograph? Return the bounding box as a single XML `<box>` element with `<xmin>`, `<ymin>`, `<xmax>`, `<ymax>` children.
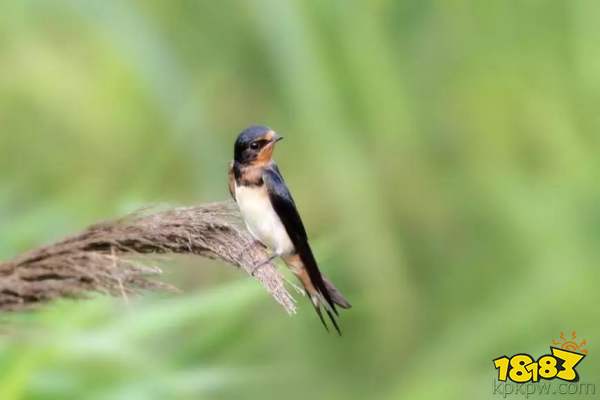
<box><xmin>234</xmin><ymin>125</ymin><xmax>283</xmax><ymax>165</ymax></box>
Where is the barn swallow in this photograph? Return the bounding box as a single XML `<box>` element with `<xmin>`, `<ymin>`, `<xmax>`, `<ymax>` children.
<box><xmin>228</xmin><ymin>125</ymin><xmax>351</xmax><ymax>334</ymax></box>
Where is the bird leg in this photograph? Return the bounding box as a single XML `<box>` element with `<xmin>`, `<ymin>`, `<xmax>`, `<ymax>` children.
<box><xmin>249</xmin><ymin>254</ymin><xmax>304</xmax><ymax>297</ymax></box>
<box><xmin>250</xmin><ymin>254</ymin><xmax>279</xmax><ymax>276</ymax></box>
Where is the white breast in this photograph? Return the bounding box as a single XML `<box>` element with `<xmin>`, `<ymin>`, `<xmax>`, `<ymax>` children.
<box><xmin>235</xmin><ymin>184</ymin><xmax>295</xmax><ymax>256</ymax></box>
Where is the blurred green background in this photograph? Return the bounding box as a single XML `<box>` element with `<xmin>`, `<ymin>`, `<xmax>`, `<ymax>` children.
<box><xmin>0</xmin><ymin>1</ymin><xmax>598</xmax><ymax>399</ymax></box>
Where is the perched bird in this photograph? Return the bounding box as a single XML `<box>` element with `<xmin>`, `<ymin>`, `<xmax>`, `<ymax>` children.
<box><xmin>229</xmin><ymin>125</ymin><xmax>351</xmax><ymax>334</ymax></box>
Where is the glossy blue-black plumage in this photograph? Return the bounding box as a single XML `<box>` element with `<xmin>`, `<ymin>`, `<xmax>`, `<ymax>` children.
<box><xmin>263</xmin><ymin>164</ymin><xmax>338</xmax><ymax>318</ymax></box>
<box><xmin>234</xmin><ymin>125</ymin><xmax>272</xmax><ymax>163</ymax></box>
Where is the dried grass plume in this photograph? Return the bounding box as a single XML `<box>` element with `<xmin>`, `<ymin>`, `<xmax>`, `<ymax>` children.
<box><xmin>0</xmin><ymin>201</ymin><xmax>296</xmax><ymax>313</ymax></box>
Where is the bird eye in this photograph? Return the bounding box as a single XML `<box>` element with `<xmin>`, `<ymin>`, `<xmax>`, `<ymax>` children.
<box><xmin>250</xmin><ymin>142</ymin><xmax>260</xmax><ymax>150</ymax></box>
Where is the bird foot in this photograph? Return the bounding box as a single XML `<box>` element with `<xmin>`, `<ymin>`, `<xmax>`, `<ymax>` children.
<box><xmin>250</xmin><ymin>254</ymin><xmax>278</xmax><ymax>276</ymax></box>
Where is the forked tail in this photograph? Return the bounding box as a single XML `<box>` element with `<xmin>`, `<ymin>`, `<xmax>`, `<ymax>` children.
<box><xmin>283</xmin><ymin>248</ymin><xmax>351</xmax><ymax>335</ymax></box>
<box><xmin>306</xmin><ymin>280</ymin><xmax>351</xmax><ymax>335</ymax></box>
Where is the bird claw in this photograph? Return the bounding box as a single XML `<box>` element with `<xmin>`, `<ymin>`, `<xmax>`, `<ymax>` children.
<box><xmin>250</xmin><ymin>254</ymin><xmax>278</xmax><ymax>276</ymax></box>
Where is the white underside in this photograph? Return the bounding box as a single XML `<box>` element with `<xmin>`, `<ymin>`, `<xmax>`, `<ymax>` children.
<box><xmin>235</xmin><ymin>184</ymin><xmax>295</xmax><ymax>256</ymax></box>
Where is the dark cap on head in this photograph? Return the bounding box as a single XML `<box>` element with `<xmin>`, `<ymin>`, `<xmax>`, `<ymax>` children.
<box><xmin>235</xmin><ymin>125</ymin><xmax>272</xmax><ymax>147</ymax></box>
<box><xmin>234</xmin><ymin>125</ymin><xmax>282</xmax><ymax>164</ymax></box>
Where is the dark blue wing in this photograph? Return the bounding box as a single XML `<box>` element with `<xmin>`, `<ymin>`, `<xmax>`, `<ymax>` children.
<box><xmin>262</xmin><ymin>164</ymin><xmax>308</xmax><ymax>242</ymax></box>
<box><xmin>263</xmin><ymin>164</ymin><xmax>337</xmax><ymax>315</ymax></box>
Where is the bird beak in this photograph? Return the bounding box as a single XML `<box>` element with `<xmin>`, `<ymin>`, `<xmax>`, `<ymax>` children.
<box><xmin>272</xmin><ymin>133</ymin><xmax>284</xmax><ymax>143</ymax></box>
